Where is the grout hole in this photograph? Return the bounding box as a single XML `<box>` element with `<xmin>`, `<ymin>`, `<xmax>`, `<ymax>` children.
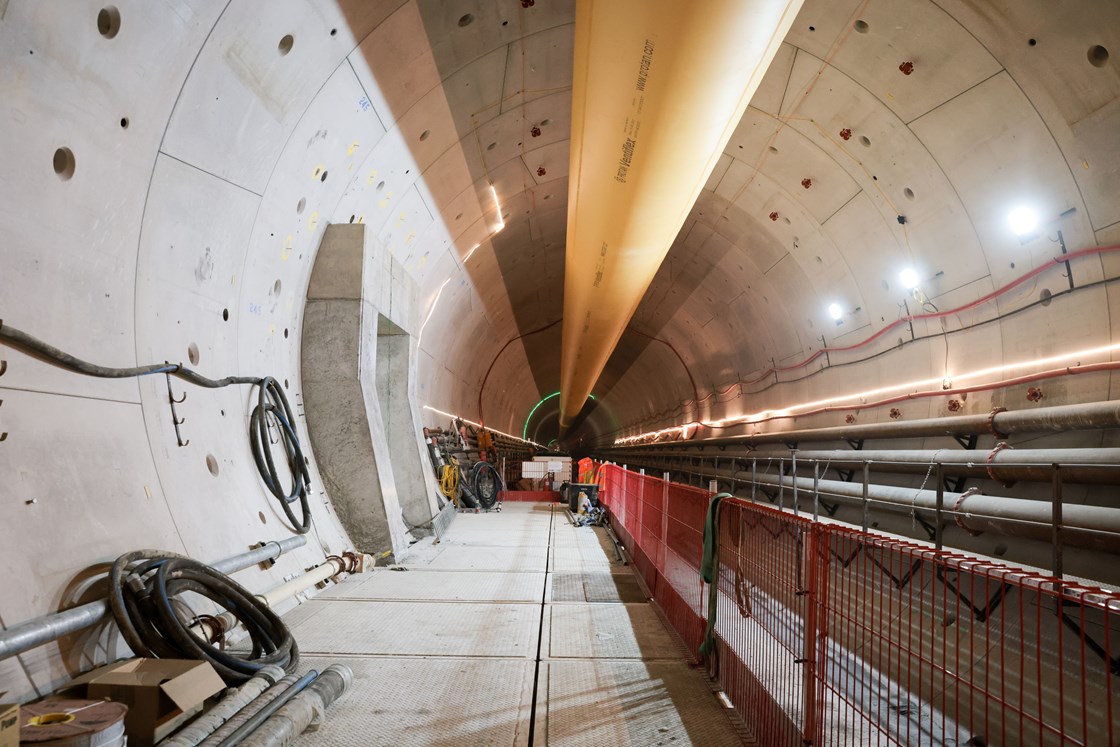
<box><xmin>808</xmin><ymin>25</ymin><xmax>815</xmax><ymax>31</ymax></box>
<box><xmin>903</xmin><ymin>187</ymin><xmax>915</xmax><ymax>200</ymax></box>
<box><xmin>330</xmin><ymin>28</ymin><xmax>337</xmax><ymax>36</ymax></box>
<box><xmin>119</xmin><ymin>117</ymin><xmax>129</xmax><ymax>129</ymax></box>
<box><xmin>458</xmin><ymin>13</ymin><xmax>475</xmax><ymax>27</ymax></box>
<box><xmin>768</xmin><ymin>146</ymin><xmax>779</xmax><ymax>154</ymax></box>
<box><xmin>854</xmin><ymin>19</ymin><xmax>870</xmax><ymax>34</ymax></box>
<box><xmin>97</xmin><ymin>6</ymin><xmax>121</xmax><ymax>38</ymax></box>
<box><xmin>859</xmin><ymin>135</ymin><xmax>872</xmax><ymax>147</ymax></box>
<box><xmin>187</xmin><ymin>343</ymin><xmax>200</xmax><ymax>366</ymax></box>
<box><xmin>486</xmin><ymin>141</ymin><xmax>497</xmax><ymax>151</ymax></box>
<box><xmin>540</xmin><ymin>118</ymin><xmax>551</xmax><ymax>126</ymax></box>
<box><xmin>1028</xmin><ymin>38</ymin><xmax>1037</xmax><ymax>46</ymax></box>
<box><xmin>320</xmin><ymin>170</ymin><xmax>328</xmax><ymax>182</ymax></box>
<box><xmin>349</xmin><ymin>215</ymin><xmax>355</xmax><ymax>223</ymax></box>
<box><xmin>284</xmin><ymin>327</ymin><xmax>289</xmax><ymax>338</ymax></box>
<box><xmin>222</xmin><ymin>308</ymin><xmax>229</xmax><ymax>321</ymax></box>
<box><xmin>419</xmin><ymin>129</ymin><xmax>431</xmax><ymax>141</ymax></box>
<box><xmin>1088</xmin><ymin>44</ymin><xmax>1109</xmax><ymax>67</ymax></box>
<box><xmin>206</xmin><ymin>454</ymin><xmax>219</xmax><ymax>477</ymax></box>
<box><xmin>53</xmin><ymin>147</ymin><xmax>76</xmax><ymax>180</ymax></box>
<box><xmin>376</xmin><ymin>180</ymin><xmax>385</xmax><ymax>192</ymax></box>
<box><xmin>278</xmin><ymin>34</ymin><xmax>294</xmax><ymax>55</ymax></box>
<box><xmin>1039</xmin><ymin>288</ymin><xmax>1052</xmax><ymax>306</ymax></box>
<box><xmin>296</xmin><ymin>197</ymin><xmax>306</xmax><ymax>214</ymax></box>
<box><xmin>259</xmin><ymin>511</ymin><xmax>267</xmax><ymax>524</ymax></box>
<box><xmin>273</xmin><ymin>279</ymin><xmax>282</xmax><ymax>295</ymax></box>
<box><xmin>284</xmin><ymin>378</ymin><xmax>290</xmax><ymax>389</ymax></box>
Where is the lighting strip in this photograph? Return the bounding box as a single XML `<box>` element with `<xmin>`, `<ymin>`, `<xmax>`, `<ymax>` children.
<box><xmin>416</xmin><ymin>277</ymin><xmax>451</xmax><ymax>349</ymax></box>
<box><xmin>423</xmin><ymin>404</ymin><xmax>543</xmax><ymax>447</ymax></box>
<box><xmin>489</xmin><ymin>184</ymin><xmax>505</xmax><ymax>232</ymax></box>
<box><xmin>615</xmin><ymin>341</ymin><xmax>1120</xmax><ymax>444</ymax></box>
<box><xmin>522</xmin><ymin>391</ymin><xmax>596</xmax><ymax>441</ymax></box>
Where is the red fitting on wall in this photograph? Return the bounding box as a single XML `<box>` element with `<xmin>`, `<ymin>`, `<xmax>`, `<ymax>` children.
<box><xmin>530</xmin><ymin>125</ymin><xmax>542</xmax><ymax>137</ymax></box>
<box><xmin>839</xmin><ymin>128</ymin><xmax>852</xmax><ymax>141</ymax></box>
<box><xmin>537</xmin><ymin>166</ymin><xmax>547</xmax><ymax>176</ymax></box>
<box><xmin>845</xmin><ymin>414</ymin><xmax>856</xmax><ymax>424</ymax></box>
<box><xmin>1026</xmin><ymin>386</ymin><xmax>1044</xmax><ymax>402</ymax></box>
<box><xmin>801</xmin><ymin>178</ymin><xmax>812</xmax><ymax>189</ymax></box>
<box><xmin>899</xmin><ymin>61</ymin><xmax>915</xmax><ymax>75</ymax></box>
<box><xmin>889</xmin><ymin>407</ymin><xmax>902</xmax><ymax>419</ymax></box>
<box><xmin>769</xmin><ymin>211</ymin><xmax>779</xmax><ymax>221</ymax></box>
<box><xmin>521</xmin><ymin>0</ymin><xmax>535</xmax><ymax>7</ymax></box>
<box><xmin>947</xmin><ymin>398</ymin><xmax>963</xmax><ymax>412</ymax></box>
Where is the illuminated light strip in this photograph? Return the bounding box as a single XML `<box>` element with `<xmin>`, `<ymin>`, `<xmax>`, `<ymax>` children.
<box><xmin>614</xmin><ymin>341</ymin><xmax>1120</xmax><ymax>444</ymax></box>
<box><xmin>416</xmin><ymin>277</ymin><xmax>451</xmax><ymax>349</ymax></box>
<box><xmin>423</xmin><ymin>404</ymin><xmax>543</xmax><ymax>447</ymax></box>
<box><xmin>489</xmin><ymin>184</ymin><xmax>505</xmax><ymax>232</ymax></box>
<box><xmin>522</xmin><ymin>391</ymin><xmax>596</xmax><ymax>441</ymax></box>
<box><xmin>462</xmin><ymin>243</ymin><xmax>481</xmax><ymax>263</ymax></box>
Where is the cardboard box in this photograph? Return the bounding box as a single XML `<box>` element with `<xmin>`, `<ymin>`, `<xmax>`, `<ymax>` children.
<box><xmin>63</xmin><ymin>660</ymin><xmax>224</xmax><ymax>747</ymax></box>
<box><xmin>0</xmin><ymin>704</ymin><xmax>17</xmax><ymax>747</ymax></box>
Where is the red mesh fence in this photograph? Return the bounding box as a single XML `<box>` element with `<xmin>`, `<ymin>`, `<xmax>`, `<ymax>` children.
<box><xmin>594</xmin><ymin>463</ymin><xmax>1120</xmax><ymax>746</ymax></box>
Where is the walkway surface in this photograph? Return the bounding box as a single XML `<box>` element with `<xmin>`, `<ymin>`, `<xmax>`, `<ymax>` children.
<box><xmin>287</xmin><ymin>502</ymin><xmax>744</xmax><ymax>746</ymax></box>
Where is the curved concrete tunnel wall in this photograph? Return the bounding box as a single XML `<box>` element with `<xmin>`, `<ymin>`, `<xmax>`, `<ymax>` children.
<box><xmin>0</xmin><ymin>0</ymin><xmax>1118</xmax><ymax>704</ymax></box>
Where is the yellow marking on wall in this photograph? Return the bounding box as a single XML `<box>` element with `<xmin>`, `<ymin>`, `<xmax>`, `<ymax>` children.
<box><xmin>307</xmin><ymin>211</ymin><xmax>320</xmax><ymax>231</ymax></box>
<box><xmin>347</xmin><ymin>141</ymin><xmax>360</xmax><ymax>156</ymax></box>
<box><xmin>312</xmin><ymin>164</ymin><xmax>325</xmax><ymax>180</ymax></box>
<box><xmin>269</xmin><ymin>323</ymin><xmax>277</xmax><ymax>336</ymax></box>
<box><xmin>405</xmin><ymin>231</ymin><xmax>416</xmax><ymax>244</ymax></box>
<box><xmin>280</xmin><ymin>234</ymin><xmax>294</xmax><ymax>261</ymax></box>
<box><xmin>366</xmin><ymin>169</ymin><xmax>379</xmax><ymax>185</ymax></box>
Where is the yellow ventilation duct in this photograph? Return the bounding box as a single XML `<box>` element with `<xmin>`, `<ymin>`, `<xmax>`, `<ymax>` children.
<box><xmin>559</xmin><ymin>0</ymin><xmax>803</xmax><ymax>429</ymax></box>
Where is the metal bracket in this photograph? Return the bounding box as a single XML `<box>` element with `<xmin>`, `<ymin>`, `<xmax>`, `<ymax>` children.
<box><xmin>164</xmin><ymin>371</ymin><xmax>189</xmax><ymax>447</ymax></box>
<box><xmin>936</xmin><ymin>566</ymin><xmax>1012</xmax><ymax>622</ymax></box>
<box><xmin>868</xmin><ymin>552</ymin><xmax>924</xmax><ymax>591</ymax></box>
<box><xmin>845</xmin><ymin>438</ymin><xmax>865</xmax><ymax>451</ymax></box>
<box><xmin>912</xmin><ymin>512</ymin><xmax>938</xmax><ymax>542</ymax></box>
<box><xmin>952</xmin><ymin>433</ymin><xmax>978</xmax><ymax>450</ymax></box>
<box><xmin>830</xmin><ymin>543</ymin><xmax>864</xmax><ymax>569</ymax></box>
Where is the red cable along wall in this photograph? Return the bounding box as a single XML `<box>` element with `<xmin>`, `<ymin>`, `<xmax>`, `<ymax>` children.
<box><xmin>595</xmin><ymin>463</ymin><xmax>1120</xmax><ymax>746</ymax></box>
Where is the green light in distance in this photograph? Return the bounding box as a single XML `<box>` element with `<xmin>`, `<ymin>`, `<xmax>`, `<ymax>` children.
<box><xmin>522</xmin><ymin>392</ymin><xmax>595</xmax><ymax>441</ymax></box>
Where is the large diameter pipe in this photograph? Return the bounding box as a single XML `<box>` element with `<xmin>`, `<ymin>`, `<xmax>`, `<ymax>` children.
<box><xmin>199</xmin><ymin>672</ymin><xmax>315</xmax><ymax>747</ymax></box>
<box><xmin>558</xmin><ymin>0</ymin><xmax>804</xmax><ymax>427</ymax></box>
<box><xmin>607</xmin><ymin>400</ymin><xmax>1120</xmax><ymax>450</ymax></box>
<box><xmin>781</xmin><ymin>448</ymin><xmax>1120</xmax><ymax>484</ymax></box>
<box><xmin>239</xmin><ymin>664</ymin><xmax>353</xmax><ymax>747</ymax></box>
<box><xmin>639</xmin><ymin>459</ymin><xmax>1120</xmax><ymax>551</ymax></box>
<box><xmin>162</xmin><ymin>665</ymin><xmax>287</xmax><ymax>747</ymax></box>
<box><xmin>0</xmin><ymin>536</ymin><xmax>306</xmax><ymax>661</ymax></box>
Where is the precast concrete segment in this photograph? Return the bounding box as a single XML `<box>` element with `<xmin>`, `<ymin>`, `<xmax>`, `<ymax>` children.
<box><xmin>559</xmin><ymin>0</ymin><xmax>804</xmax><ymax>426</ymax></box>
<box><xmin>320</xmin><ymin>569</ymin><xmax>547</xmax><ymax>603</ymax></box>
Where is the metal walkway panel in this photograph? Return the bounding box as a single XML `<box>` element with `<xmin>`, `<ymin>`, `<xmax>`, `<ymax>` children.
<box><xmin>322</xmin><ymin>570</ymin><xmax>546</xmax><ymax>603</ymax></box>
<box><xmin>292</xmin><ymin>655</ymin><xmax>533</xmax><ymax>747</ymax></box>
<box><xmin>287</xmin><ymin>599</ymin><xmax>541</xmax><ymax>658</ymax></box>
<box><xmin>547</xmin><ymin>603</ymin><xmax>683</xmax><ymax>660</ymax></box>
<box><xmin>423</xmin><ymin>543</ymin><xmax>550</xmax><ymax>572</ymax></box>
<box><xmin>539</xmin><ymin>660</ymin><xmax>743</xmax><ymax>746</ymax></box>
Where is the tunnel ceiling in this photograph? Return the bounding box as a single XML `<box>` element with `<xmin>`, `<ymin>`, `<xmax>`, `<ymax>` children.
<box><xmin>402</xmin><ymin>0</ymin><xmax>1120</xmax><ymax>449</ymax></box>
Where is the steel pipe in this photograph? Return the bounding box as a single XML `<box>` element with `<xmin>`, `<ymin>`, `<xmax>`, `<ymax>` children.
<box><xmin>162</xmin><ymin>665</ymin><xmax>287</xmax><ymax>747</ymax></box>
<box><xmin>0</xmin><ymin>536</ymin><xmax>306</xmax><ymax>661</ymax></box>
<box><xmin>759</xmin><ymin>447</ymin><xmax>1120</xmax><ymax>484</ymax></box>
<box><xmin>637</xmin><ymin>459</ymin><xmax>1120</xmax><ymax>551</ymax></box>
<box><xmin>240</xmin><ymin>664</ymin><xmax>353</xmax><ymax>746</ymax></box>
<box><xmin>607</xmin><ymin>400</ymin><xmax>1120</xmax><ymax>450</ymax></box>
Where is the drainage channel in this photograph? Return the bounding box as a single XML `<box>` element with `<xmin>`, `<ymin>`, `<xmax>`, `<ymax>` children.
<box><xmin>525</xmin><ymin>503</ymin><xmax>555</xmax><ymax>745</ymax></box>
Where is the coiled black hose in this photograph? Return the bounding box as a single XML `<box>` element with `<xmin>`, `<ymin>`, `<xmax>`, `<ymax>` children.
<box><xmin>108</xmin><ymin>550</ymin><xmax>299</xmax><ymax>684</ymax></box>
<box><xmin>471</xmin><ymin>461</ymin><xmax>503</xmax><ymax>510</ymax></box>
<box><xmin>0</xmin><ymin>322</ymin><xmax>312</xmax><ymax>533</ymax></box>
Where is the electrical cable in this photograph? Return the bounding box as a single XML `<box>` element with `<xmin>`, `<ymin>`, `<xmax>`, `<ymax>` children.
<box><xmin>108</xmin><ymin>550</ymin><xmax>299</xmax><ymax>685</ymax></box>
<box><xmin>0</xmin><ymin>322</ymin><xmax>312</xmax><ymax>533</ymax></box>
<box><xmin>439</xmin><ymin>457</ymin><xmax>460</xmax><ymax>503</ymax></box>
<box><xmin>470</xmin><ymin>461</ymin><xmax>503</xmax><ymax>510</ymax></box>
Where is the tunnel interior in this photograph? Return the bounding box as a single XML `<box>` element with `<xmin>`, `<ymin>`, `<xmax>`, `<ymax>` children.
<box><xmin>1</xmin><ymin>0</ymin><xmax>1119</xmax><ymax>741</ymax></box>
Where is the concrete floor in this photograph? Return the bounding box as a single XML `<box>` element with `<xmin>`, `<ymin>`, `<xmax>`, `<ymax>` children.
<box><xmin>286</xmin><ymin>502</ymin><xmax>745</xmax><ymax>746</ymax></box>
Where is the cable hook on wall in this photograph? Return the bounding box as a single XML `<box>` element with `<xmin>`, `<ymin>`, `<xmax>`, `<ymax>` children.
<box><xmin>165</xmin><ymin>369</ymin><xmax>189</xmax><ymax>447</ymax></box>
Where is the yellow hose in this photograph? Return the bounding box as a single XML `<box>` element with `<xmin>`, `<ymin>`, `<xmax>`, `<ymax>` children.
<box><xmin>440</xmin><ymin>457</ymin><xmax>460</xmax><ymax>504</ymax></box>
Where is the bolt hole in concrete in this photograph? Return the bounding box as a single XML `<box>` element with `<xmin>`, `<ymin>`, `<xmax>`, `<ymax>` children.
<box><xmin>419</xmin><ymin>129</ymin><xmax>431</xmax><ymax>141</ymax></box>
<box><xmin>223</xmin><ymin>307</ymin><xmax>229</xmax><ymax>321</ymax></box>
<box><xmin>284</xmin><ymin>327</ymin><xmax>289</xmax><ymax>338</ymax></box>
<box><xmin>904</xmin><ymin>187</ymin><xmax>915</xmax><ymax>200</ymax></box>
<box><xmin>458</xmin><ymin>13</ymin><xmax>474</xmax><ymax>27</ymax></box>
<box><xmin>258</xmin><ymin>511</ymin><xmax>267</xmax><ymax>524</ymax></box>
<box><xmin>854</xmin><ymin>19</ymin><xmax>870</xmax><ymax>34</ymax></box>
<box><xmin>1028</xmin><ymin>37</ymin><xmax>1037</xmax><ymax>46</ymax></box>
<box><xmin>284</xmin><ymin>378</ymin><xmax>289</xmax><ymax>389</ymax></box>
<box><xmin>119</xmin><ymin>116</ymin><xmax>129</xmax><ymax>129</ymax></box>
<box><xmin>859</xmin><ymin>135</ymin><xmax>872</xmax><ymax>147</ymax></box>
<box><xmin>1040</xmin><ymin>288</ymin><xmax>1053</xmax><ymax>306</ymax></box>
<box><xmin>540</xmin><ymin>118</ymin><xmax>551</xmax><ymax>126</ymax></box>
<box><xmin>187</xmin><ymin>342</ymin><xmax>200</xmax><ymax>365</ymax></box>
<box><xmin>486</xmin><ymin>141</ymin><xmax>497</xmax><ymax>150</ymax></box>
<box><xmin>278</xmin><ymin>34</ymin><xmax>294</xmax><ymax>56</ymax></box>
<box><xmin>1088</xmin><ymin>44</ymin><xmax>1109</xmax><ymax>67</ymax></box>
<box><xmin>97</xmin><ymin>6</ymin><xmax>121</xmax><ymax>38</ymax></box>
<box><xmin>206</xmin><ymin>454</ymin><xmax>219</xmax><ymax>477</ymax></box>
<box><xmin>273</xmin><ymin>279</ymin><xmax>282</xmax><ymax>295</ymax></box>
<box><xmin>375</xmin><ymin>180</ymin><xmax>385</xmax><ymax>192</ymax></box>
<box><xmin>320</xmin><ymin>170</ymin><xmax>328</xmax><ymax>182</ymax></box>
<box><xmin>296</xmin><ymin>197</ymin><xmax>306</xmax><ymax>214</ymax></box>
<box><xmin>53</xmin><ymin>147</ymin><xmax>75</xmax><ymax>180</ymax></box>
<box><xmin>330</xmin><ymin>28</ymin><xmax>337</xmax><ymax>36</ymax></box>
<box><xmin>768</xmin><ymin>145</ymin><xmax>779</xmax><ymax>154</ymax></box>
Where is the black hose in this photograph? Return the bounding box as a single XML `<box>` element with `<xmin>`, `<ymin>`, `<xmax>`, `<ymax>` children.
<box><xmin>471</xmin><ymin>461</ymin><xmax>503</xmax><ymax>510</ymax></box>
<box><xmin>108</xmin><ymin>550</ymin><xmax>299</xmax><ymax>685</ymax></box>
<box><xmin>0</xmin><ymin>322</ymin><xmax>311</xmax><ymax>534</ymax></box>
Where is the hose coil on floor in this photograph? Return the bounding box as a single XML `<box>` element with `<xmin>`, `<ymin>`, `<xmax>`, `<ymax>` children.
<box><xmin>108</xmin><ymin>550</ymin><xmax>299</xmax><ymax>684</ymax></box>
<box><xmin>471</xmin><ymin>461</ymin><xmax>503</xmax><ymax>510</ymax></box>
